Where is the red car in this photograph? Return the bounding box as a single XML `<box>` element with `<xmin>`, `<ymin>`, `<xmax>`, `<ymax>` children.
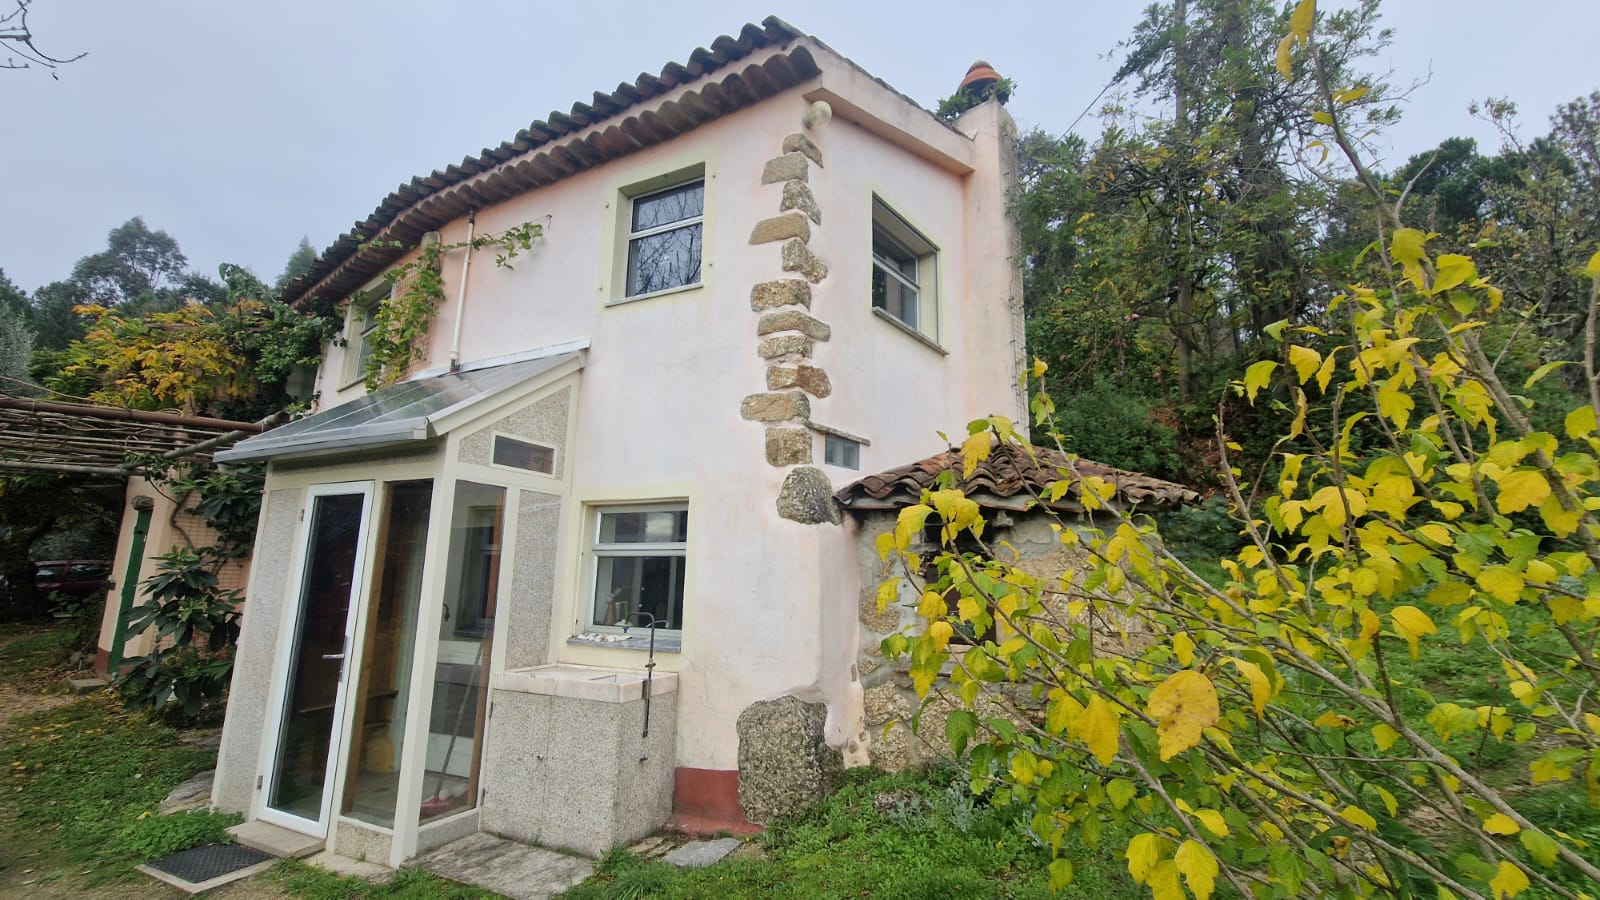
<box><xmin>34</xmin><ymin>560</ymin><xmax>113</xmax><ymax>599</ymax></box>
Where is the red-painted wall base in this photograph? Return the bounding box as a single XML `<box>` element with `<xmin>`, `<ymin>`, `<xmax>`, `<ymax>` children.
<box><xmin>672</xmin><ymin>767</ymin><xmax>760</xmax><ymax>835</ymax></box>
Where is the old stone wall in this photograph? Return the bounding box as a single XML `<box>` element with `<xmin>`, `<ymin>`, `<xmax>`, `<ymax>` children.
<box><xmin>851</xmin><ymin>509</ymin><xmax>1148</xmax><ymax>771</ymax></box>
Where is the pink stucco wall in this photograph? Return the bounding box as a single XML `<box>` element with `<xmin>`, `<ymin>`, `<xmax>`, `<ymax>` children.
<box><xmin>303</xmin><ymin>46</ymin><xmax>1022</xmax><ymax>773</ymax></box>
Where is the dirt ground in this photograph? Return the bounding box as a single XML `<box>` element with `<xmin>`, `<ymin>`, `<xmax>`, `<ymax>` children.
<box><xmin>0</xmin><ymin>631</ymin><xmax>286</xmax><ymax>899</ymax></box>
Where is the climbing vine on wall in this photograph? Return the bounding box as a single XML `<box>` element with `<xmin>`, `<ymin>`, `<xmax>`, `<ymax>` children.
<box><xmin>361</xmin><ymin>221</ymin><xmax>545</xmax><ymax>389</ymax></box>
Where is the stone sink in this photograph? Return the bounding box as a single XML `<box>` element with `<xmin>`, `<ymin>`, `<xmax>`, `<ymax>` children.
<box><xmin>492</xmin><ymin>663</ymin><xmax>678</xmax><ymax>703</ymax></box>
<box><xmin>481</xmin><ymin>662</ymin><xmax>679</xmax><ymax>857</ymax></box>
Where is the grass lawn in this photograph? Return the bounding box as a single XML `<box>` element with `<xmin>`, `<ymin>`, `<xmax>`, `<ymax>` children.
<box><xmin>0</xmin><ymin>626</ymin><xmax>81</xmax><ymax>685</ymax></box>
<box><xmin>0</xmin><ymin>688</ymin><xmax>499</xmax><ymax>898</ymax></box>
<box><xmin>0</xmin><ymin>693</ymin><xmax>237</xmax><ymax>888</ymax></box>
<box><xmin>559</xmin><ymin>766</ymin><xmax>1143</xmax><ymax>900</ymax></box>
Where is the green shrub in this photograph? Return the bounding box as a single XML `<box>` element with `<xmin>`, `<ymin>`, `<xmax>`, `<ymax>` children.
<box><xmin>1150</xmin><ymin>495</ymin><xmax>1244</xmax><ymax>584</ymax></box>
<box><xmin>1052</xmin><ymin>378</ymin><xmax>1184</xmax><ymax>481</ymax></box>
<box><xmin>116</xmin><ymin>547</ymin><xmax>241</xmax><ymax>722</ymax></box>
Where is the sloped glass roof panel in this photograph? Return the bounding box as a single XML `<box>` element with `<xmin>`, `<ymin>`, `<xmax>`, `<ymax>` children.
<box><xmin>216</xmin><ymin>353</ymin><xmax>579</xmax><ymax>463</ymax></box>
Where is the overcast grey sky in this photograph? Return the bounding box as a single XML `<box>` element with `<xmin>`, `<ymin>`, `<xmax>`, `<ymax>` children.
<box><xmin>3</xmin><ymin>1</ymin><xmax>1595</xmax><ymax>295</ymax></box>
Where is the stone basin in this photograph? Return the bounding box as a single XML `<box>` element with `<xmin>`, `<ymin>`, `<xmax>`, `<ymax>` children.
<box><xmin>493</xmin><ymin>663</ymin><xmax>678</xmax><ymax>703</ymax></box>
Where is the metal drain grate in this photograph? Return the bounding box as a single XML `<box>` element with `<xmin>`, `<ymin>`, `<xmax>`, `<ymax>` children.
<box><xmin>144</xmin><ymin>843</ymin><xmax>273</xmax><ymax>886</ymax></box>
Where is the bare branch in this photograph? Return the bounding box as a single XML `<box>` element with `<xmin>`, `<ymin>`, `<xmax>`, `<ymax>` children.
<box><xmin>0</xmin><ymin>0</ymin><xmax>85</xmax><ymax>78</ymax></box>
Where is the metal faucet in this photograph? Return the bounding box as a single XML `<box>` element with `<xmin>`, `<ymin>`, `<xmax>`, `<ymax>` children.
<box><xmin>627</xmin><ymin>612</ymin><xmax>668</xmax><ymax>738</ymax></box>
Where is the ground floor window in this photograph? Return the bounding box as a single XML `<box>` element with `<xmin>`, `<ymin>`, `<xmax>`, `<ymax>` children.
<box><xmin>587</xmin><ymin>504</ymin><xmax>687</xmax><ymax>632</ymax></box>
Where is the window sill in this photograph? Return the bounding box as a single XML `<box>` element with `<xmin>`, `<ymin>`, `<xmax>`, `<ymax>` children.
<box><xmin>872</xmin><ymin>308</ymin><xmax>948</xmax><ymax>355</ymax></box>
<box><xmin>607</xmin><ymin>281</ymin><xmax>703</xmax><ymax>308</ymax></box>
<box><xmin>567</xmin><ymin>631</ymin><xmax>682</xmax><ymax>653</ymax></box>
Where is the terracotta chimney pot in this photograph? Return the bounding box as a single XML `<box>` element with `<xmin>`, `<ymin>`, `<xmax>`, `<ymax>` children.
<box><xmin>959</xmin><ymin>60</ymin><xmax>1001</xmax><ymax>95</ymax></box>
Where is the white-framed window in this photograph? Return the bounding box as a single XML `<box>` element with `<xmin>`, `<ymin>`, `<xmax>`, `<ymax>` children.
<box><xmin>624</xmin><ymin>179</ymin><xmax>704</xmax><ymax>298</ymax></box>
<box><xmin>341</xmin><ymin>287</ymin><xmax>387</xmax><ymax>387</ymax></box>
<box><xmin>824</xmin><ymin>434</ymin><xmax>861</xmax><ymax>470</ymax></box>
<box><xmin>491</xmin><ymin>435</ymin><xmax>555</xmax><ymax>476</ymax></box>
<box><xmin>586</xmin><ymin>504</ymin><xmax>688</xmax><ymax>633</ymax></box>
<box><xmin>870</xmin><ymin>199</ymin><xmax>939</xmax><ymax>342</ymax></box>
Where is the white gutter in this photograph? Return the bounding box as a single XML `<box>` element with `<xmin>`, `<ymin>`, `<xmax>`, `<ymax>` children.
<box><xmin>448</xmin><ymin>213</ymin><xmax>476</xmax><ymax>373</ymax></box>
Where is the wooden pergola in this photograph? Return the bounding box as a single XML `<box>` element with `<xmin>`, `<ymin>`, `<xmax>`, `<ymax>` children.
<box><xmin>0</xmin><ymin>395</ymin><xmax>281</xmax><ymax>477</ymax></box>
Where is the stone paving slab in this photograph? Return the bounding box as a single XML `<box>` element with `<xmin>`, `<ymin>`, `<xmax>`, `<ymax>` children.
<box><xmin>413</xmin><ymin>832</ymin><xmax>593</xmax><ymax>900</ymax></box>
<box><xmin>306</xmin><ymin>850</ymin><xmax>395</xmax><ymax>884</ymax></box>
<box><xmin>626</xmin><ymin>834</ymin><xmax>674</xmax><ymax>859</ymax></box>
<box><xmin>662</xmin><ymin>837</ymin><xmax>742</xmax><ymax>869</ymax></box>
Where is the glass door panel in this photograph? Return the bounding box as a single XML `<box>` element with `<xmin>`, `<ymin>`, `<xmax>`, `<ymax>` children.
<box><xmin>266</xmin><ymin>490</ymin><xmax>368</xmax><ymax>827</ymax></box>
<box><xmin>419</xmin><ymin>481</ymin><xmax>504</xmax><ymax>822</ymax></box>
<box><xmin>340</xmin><ymin>481</ymin><xmax>433</xmax><ymax>828</ymax></box>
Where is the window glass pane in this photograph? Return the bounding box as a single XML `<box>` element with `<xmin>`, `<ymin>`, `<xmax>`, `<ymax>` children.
<box><xmin>599</xmin><ymin>510</ymin><xmax>687</xmax><ymax>544</ymax></box>
<box><xmin>873</xmin><ymin>228</ymin><xmax>918</xmax><ymax>282</ymax></box>
<box><xmin>626</xmin><ymin>223</ymin><xmax>702</xmax><ymax>296</ymax></box>
<box><xmin>593</xmin><ymin>554</ymin><xmax>684</xmax><ymax>630</ymax></box>
<box><xmin>267</xmin><ymin>492</ymin><xmax>365</xmax><ymax>822</ymax></box>
<box><xmin>491</xmin><ymin>436</ymin><xmax>554</xmax><ymax>474</ymax></box>
<box><xmin>355</xmin><ymin>337</ymin><xmax>375</xmax><ymax>379</ymax></box>
<box><xmin>632</xmin><ymin>181</ymin><xmax>704</xmax><ymax>232</ymax></box>
<box><xmin>824</xmin><ymin>435</ymin><xmax>860</xmax><ymax>469</ymax></box>
<box><xmin>420</xmin><ymin>481</ymin><xmax>503</xmax><ymax>823</ymax></box>
<box><xmin>872</xmin><ymin>264</ymin><xmax>919</xmax><ymax>329</ymax></box>
<box><xmin>341</xmin><ymin>480</ymin><xmax>432</xmax><ymax>829</ymax></box>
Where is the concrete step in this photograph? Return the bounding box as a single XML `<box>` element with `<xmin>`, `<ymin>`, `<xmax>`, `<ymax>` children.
<box><xmin>662</xmin><ymin>837</ymin><xmax>741</xmax><ymax>869</ymax></box>
<box><xmin>66</xmin><ymin>677</ymin><xmax>107</xmax><ymax>694</ymax></box>
<box><xmin>227</xmin><ymin>820</ymin><xmax>324</xmax><ymax>859</ymax></box>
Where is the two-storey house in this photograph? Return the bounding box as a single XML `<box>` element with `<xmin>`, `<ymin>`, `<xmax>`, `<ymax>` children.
<box><xmin>208</xmin><ymin>17</ymin><xmax>1027</xmax><ymax>866</ymax></box>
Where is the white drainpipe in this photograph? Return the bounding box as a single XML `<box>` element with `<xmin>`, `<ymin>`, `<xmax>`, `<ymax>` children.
<box><xmin>448</xmin><ymin>213</ymin><xmax>476</xmax><ymax>373</ymax></box>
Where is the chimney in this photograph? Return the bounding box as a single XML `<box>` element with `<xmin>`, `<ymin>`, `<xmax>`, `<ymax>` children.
<box><xmin>958</xmin><ymin>60</ymin><xmax>1003</xmax><ymax>100</ymax></box>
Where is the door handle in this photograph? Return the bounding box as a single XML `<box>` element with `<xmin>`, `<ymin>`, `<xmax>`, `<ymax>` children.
<box><xmin>321</xmin><ymin>653</ymin><xmax>346</xmax><ymax>660</ymax></box>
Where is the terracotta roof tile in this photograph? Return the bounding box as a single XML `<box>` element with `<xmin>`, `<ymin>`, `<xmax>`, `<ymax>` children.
<box><xmin>282</xmin><ymin>17</ymin><xmax>812</xmax><ymax>310</ymax></box>
<box><xmin>836</xmin><ymin>441</ymin><xmax>1197</xmax><ymax>510</ymax></box>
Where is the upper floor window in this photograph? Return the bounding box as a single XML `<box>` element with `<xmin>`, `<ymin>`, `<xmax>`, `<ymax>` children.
<box><xmin>870</xmin><ymin>199</ymin><xmax>939</xmax><ymax>343</ymax></box>
<box><xmin>626</xmin><ymin>179</ymin><xmax>704</xmax><ymax>298</ymax></box>
<box><xmin>342</xmin><ymin>287</ymin><xmax>387</xmax><ymax>387</ymax></box>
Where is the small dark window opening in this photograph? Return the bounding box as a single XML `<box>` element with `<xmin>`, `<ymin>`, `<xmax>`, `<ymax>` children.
<box><xmin>920</xmin><ymin>525</ymin><xmax>997</xmax><ymax>646</ymax></box>
<box><xmin>492</xmin><ymin>435</ymin><xmax>555</xmax><ymax>475</ymax></box>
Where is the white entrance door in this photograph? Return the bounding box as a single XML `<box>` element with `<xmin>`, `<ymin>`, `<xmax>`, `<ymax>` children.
<box><xmin>257</xmin><ymin>483</ymin><xmax>374</xmax><ymax>835</ymax></box>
